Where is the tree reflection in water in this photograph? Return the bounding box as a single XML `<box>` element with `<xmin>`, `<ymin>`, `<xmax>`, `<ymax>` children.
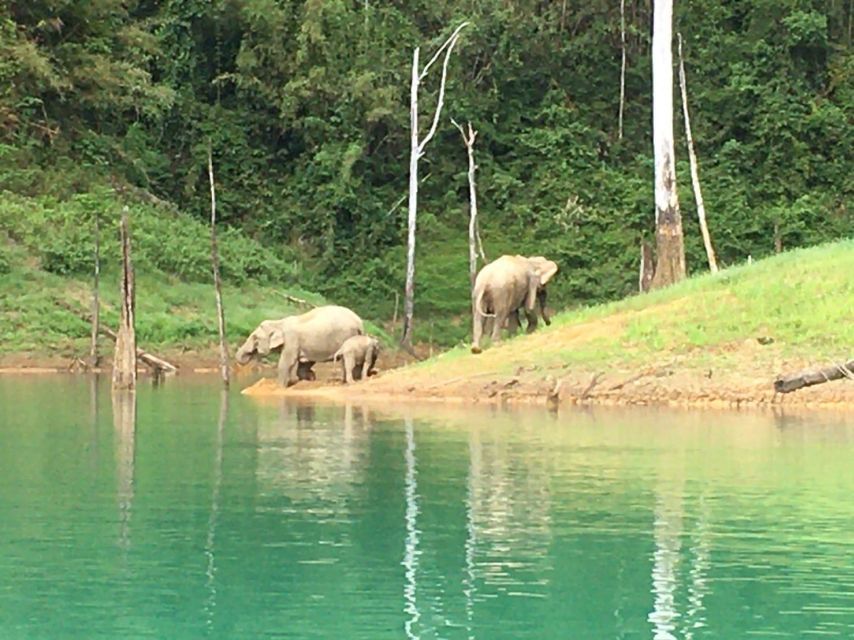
<box><xmin>111</xmin><ymin>390</ymin><xmax>136</xmax><ymax>554</ymax></box>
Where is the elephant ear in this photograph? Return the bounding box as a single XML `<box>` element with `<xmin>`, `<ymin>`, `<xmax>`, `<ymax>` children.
<box><xmin>268</xmin><ymin>326</ymin><xmax>285</xmax><ymax>350</ymax></box>
<box><xmin>529</xmin><ymin>257</ymin><xmax>559</xmax><ymax>287</ymax></box>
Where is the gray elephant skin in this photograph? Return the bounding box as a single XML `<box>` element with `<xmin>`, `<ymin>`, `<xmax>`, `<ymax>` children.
<box><xmin>236</xmin><ymin>305</ymin><xmax>364</xmax><ymax>386</ymax></box>
<box><xmin>333</xmin><ymin>335</ymin><xmax>380</xmax><ymax>384</ymax></box>
<box><xmin>472</xmin><ymin>255</ymin><xmax>558</xmax><ymax>354</ymax></box>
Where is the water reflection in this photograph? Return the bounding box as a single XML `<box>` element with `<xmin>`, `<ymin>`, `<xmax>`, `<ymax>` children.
<box><xmin>111</xmin><ymin>390</ymin><xmax>136</xmax><ymax>552</ymax></box>
<box><xmin>204</xmin><ymin>391</ymin><xmax>228</xmax><ymax>630</ymax></box>
<box><xmin>4</xmin><ymin>377</ymin><xmax>853</xmax><ymax>640</ymax></box>
<box><xmin>685</xmin><ymin>494</ymin><xmax>710</xmax><ymax>639</ymax></box>
<box><xmin>255</xmin><ymin>400</ymin><xmax>371</xmax><ymax>507</ymax></box>
<box><xmin>649</xmin><ymin>487</ymin><xmax>684</xmax><ymax>640</ymax></box>
<box><xmin>403</xmin><ymin>416</ymin><xmax>420</xmax><ymax>639</ymax></box>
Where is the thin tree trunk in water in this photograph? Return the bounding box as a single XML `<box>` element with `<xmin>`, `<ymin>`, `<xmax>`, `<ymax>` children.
<box><xmin>89</xmin><ymin>211</ymin><xmax>100</xmax><ymax>367</ymax></box>
<box><xmin>619</xmin><ymin>0</ymin><xmax>627</xmax><ymax>140</ymax></box>
<box><xmin>112</xmin><ymin>207</ymin><xmax>136</xmax><ymax>390</ymax></box>
<box><xmin>402</xmin><ymin>47</ymin><xmax>419</xmax><ymax>349</ymax></box>
<box><xmin>650</xmin><ymin>0</ymin><xmax>686</xmax><ymax>289</ymax></box>
<box><xmin>208</xmin><ymin>144</ymin><xmax>230</xmax><ymax>388</ymax></box>
<box><xmin>677</xmin><ymin>33</ymin><xmax>717</xmax><ymax>273</ymax></box>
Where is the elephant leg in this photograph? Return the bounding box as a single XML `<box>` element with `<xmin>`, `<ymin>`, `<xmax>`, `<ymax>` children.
<box><xmin>277</xmin><ymin>345</ymin><xmax>300</xmax><ymax>387</ymax></box>
<box><xmin>506</xmin><ymin>311</ymin><xmax>521</xmax><ymax>337</ymax></box>
<box><xmin>361</xmin><ymin>347</ymin><xmax>374</xmax><ymax>380</ymax></box>
<box><xmin>342</xmin><ymin>352</ymin><xmax>356</xmax><ymax>384</ymax></box>
<box><xmin>367</xmin><ymin>347</ymin><xmax>379</xmax><ymax>376</ymax></box>
<box><xmin>524</xmin><ymin>308</ymin><xmax>538</xmax><ymax>334</ymax></box>
<box><xmin>491</xmin><ymin>310</ymin><xmax>508</xmax><ymax>342</ymax></box>
<box><xmin>297</xmin><ymin>360</ymin><xmax>316</xmax><ymax>381</ymax></box>
<box><xmin>472</xmin><ymin>313</ymin><xmax>485</xmax><ymax>354</ymax></box>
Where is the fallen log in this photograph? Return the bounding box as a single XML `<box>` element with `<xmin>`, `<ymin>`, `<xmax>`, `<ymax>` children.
<box><xmin>99</xmin><ymin>324</ymin><xmax>178</xmax><ymax>374</ymax></box>
<box><xmin>276</xmin><ymin>291</ymin><xmax>316</xmax><ymax>308</ymax></box>
<box><xmin>774</xmin><ymin>359</ymin><xmax>853</xmax><ymax>394</ymax></box>
<box><xmin>55</xmin><ymin>301</ymin><xmax>178</xmax><ymax>374</ymax></box>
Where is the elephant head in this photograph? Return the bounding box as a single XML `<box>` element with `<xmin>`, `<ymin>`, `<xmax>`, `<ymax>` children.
<box><xmin>235</xmin><ymin>320</ymin><xmax>286</xmax><ymax>365</ymax></box>
<box><xmin>524</xmin><ymin>256</ymin><xmax>558</xmax><ymax>313</ymax></box>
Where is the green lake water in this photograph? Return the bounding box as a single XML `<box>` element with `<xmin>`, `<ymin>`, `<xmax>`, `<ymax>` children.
<box><xmin>0</xmin><ymin>376</ymin><xmax>852</xmax><ymax>639</ymax></box>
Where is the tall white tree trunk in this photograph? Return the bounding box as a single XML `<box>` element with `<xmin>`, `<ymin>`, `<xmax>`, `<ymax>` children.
<box><xmin>452</xmin><ymin>120</ymin><xmax>480</xmax><ymax>292</ymax></box>
<box><xmin>208</xmin><ymin>144</ymin><xmax>230</xmax><ymax>387</ymax></box>
<box><xmin>619</xmin><ymin>0</ymin><xmax>627</xmax><ymax>140</ymax></box>
<box><xmin>402</xmin><ymin>48</ymin><xmax>420</xmax><ymax>349</ymax></box>
<box><xmin>677</xmin><ymin>33</ymin><xmax>718</xmax><ymax>273</ymax></box>
<box><xmin>89</xmin><ymin>211</ymin><xmax>100</xmax><ymax>368</ymax></box>
<box><xmin>400</xmin><ymin>23</ymin><xmax>468</xmax><ymax>349</ymax></box>
<box><xmin>112</xmin><ymin>207</ymin><xmax>136</xmax><ymax>390</ymax></box>
<box><xmin>650</xmin><ymin>0</ymin><xmax>686</xmax><ymax>289</ymax></box>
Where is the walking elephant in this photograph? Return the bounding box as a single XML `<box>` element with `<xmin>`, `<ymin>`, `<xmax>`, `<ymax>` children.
<box><xmin>235</xmin><ymin>305</ymin><xmax>364</xmax><ymax>386</ymax></box>
<box><xmin>471</xmin><ymin>255</ymin><xmax>558</xmax><ymax>354</ymax></box>
<box><xmin>333</xmin><ymin>335</ymin><xmax>380</xmax><ymax>384</ymax></box>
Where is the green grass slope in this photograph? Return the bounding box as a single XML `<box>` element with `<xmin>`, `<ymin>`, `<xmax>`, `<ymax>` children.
<box><xmin>389</xmin><ymin>238</ymin><xmax>854</xmax><ymax>384</ymax></box>
<box><xmin>0</xmin><ymin>189</ymin><xmax>389</xmax><ymax>362</ymax></box>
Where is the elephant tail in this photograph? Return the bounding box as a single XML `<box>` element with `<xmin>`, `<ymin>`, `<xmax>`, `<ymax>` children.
<box><xmin>474</xmin><ymin>287</ymin><xmax>495</xmax><ymax>318</ymax></box>
<box><xmin>332</xmin><ymin>347</ymin><xmax>343</xmax><ymax>362</ymax></box>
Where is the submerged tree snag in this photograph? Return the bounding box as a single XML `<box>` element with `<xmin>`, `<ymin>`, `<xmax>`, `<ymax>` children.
<box><xmin>208</xmin><ymin>143</ymin><xmax>230</xmax><ymax>388</ymax></box>
<box><xmin>112</xmin><ymin>208</ymin><xmax>136</xmax><ymax>390</ymax></box>
<box><xmin>774</xmin><ymin>360</ymin><xmax>854</xmax><ymax>394</ymax></box>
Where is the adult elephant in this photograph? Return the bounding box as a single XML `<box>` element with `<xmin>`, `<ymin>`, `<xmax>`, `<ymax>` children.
<box><xmin>471</xmin><ymin>255</ymin><xmax>558</xmax><ymax>354</ymax></box>
<box><xmin>236</xmin><ymin>305</ymin><xmax>364</xmax><ymax>386</ymax></box>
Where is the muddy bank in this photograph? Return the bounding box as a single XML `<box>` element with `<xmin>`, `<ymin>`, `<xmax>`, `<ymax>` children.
<box><xmin>241</xmin><ymin>358</ymin><xmax>854</xmax><ymax>411</ymax></box>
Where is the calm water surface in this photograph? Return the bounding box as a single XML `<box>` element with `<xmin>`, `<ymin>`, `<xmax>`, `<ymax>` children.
<box><xmin>0</xmin><ymin>376</ymin><xmax>852</xmax><ymax>639</ymax></box>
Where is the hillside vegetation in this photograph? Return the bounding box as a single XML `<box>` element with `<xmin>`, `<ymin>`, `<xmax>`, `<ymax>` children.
<box><xmin>0</xmin><ymin>189</ymin><xmax>389</xmax><ymax>364</ymax></box>
<box><xmin>0</xmin><ymin>2</ymin><xmax>850</xmax><ymax>344</ymax></box>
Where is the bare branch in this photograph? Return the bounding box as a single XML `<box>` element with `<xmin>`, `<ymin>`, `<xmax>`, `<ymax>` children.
<box><xmin>418</xmin><ymin>23</ymin><xmax>469</xmax><ymax>153</ymax></box>
<box><xmin>419</xmin><ymin>22</ymin><xmax>470</xmax><ymax>81</ymax></box>
<box><xmin>677</xmin><ymin>32</ymin><xmax>718</xmax><ymax>273</ymax></box>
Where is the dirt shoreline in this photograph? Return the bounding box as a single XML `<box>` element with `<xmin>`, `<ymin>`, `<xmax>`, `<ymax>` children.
<box><xmin>3</xmin><ymin>351</ymin><xmax>851</xmax><ymax>411</ymax></box>
<box><xmin>240</xmin><ymin>364</ymin><xmax>854</xmax><ymax>411</ymax></box>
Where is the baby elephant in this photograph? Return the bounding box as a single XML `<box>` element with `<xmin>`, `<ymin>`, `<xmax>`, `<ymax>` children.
<box><xmin>333</xmin><ymin>335</ymin><xmax>380</xmax><ymax>383</ymax></box>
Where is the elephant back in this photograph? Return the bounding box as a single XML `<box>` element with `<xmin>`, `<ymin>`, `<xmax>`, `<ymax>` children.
<box><xmin>295</xmin><ymin>305</ymin><xmax>364</xmax><ymax>362</ymax></box>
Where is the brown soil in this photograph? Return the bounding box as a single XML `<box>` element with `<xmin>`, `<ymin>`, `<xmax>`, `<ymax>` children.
<box><xmin>241</xmin><ymin>341</ymin><xmax>854</xmax><ymax>411</ymax></box>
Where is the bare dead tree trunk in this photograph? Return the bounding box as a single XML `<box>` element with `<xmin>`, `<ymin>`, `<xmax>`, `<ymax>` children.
<box><xmin>677</xmin><ymin>33</ymin><xmax>718</xmax><ymax>273</ymax></box>
<box><xmin>475</xmin><ymin>223</ymin><xmax>486</xmax><ymax>262</ymax></box>
<box><xmin>650</xmin><ymin>0</ymin><xmax>686</xmax><ymax>290</ymax></box>
<box><xmin>89</xmin><ymin>211</ymin><xmax>101</xmax><ymax>368</ymax></box>
<box><xmin>401</xmin><ymin>22</ymin><xmax>468</xmax><ymax>349</ymax></box>
<box><xmin>452</xmin><ymin>120</ymin><xmax>480</xmax><ymax>292</ymax></box>
<box><xmin>639</xmin><ymin>240</ymin><xmax>655</xmax><ymax>292</ymax></box>
<box><xmin>402</xmin><ymin>46</ymin><xmax>420</xmax><ymax>349</ymax></box>
<box><xmin>208</xmin><ymin>144</ymin><xmax>230</xmax><ymax>388</ymax></box>
<box><xmin>619</xmin><ymin>0</ymin><xmax>627</xmax><ymax>140</ymax></box>
<box><xmin>773</xmin><ymin>221</ymin><xmax>783</xmax><ymax>253</ymax></box>
<box><xmin>112</xmin><ymin>207</ymin><xmax>136</xmax><ymax>391</ymax></box>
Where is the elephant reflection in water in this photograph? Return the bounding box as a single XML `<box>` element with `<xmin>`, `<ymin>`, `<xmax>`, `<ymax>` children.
<box><xmin>254</xmin><ymin>402</ymin><xmax>373</xmax><ymax>506</ymax></box>
<box><xmin>464</xmin><ymin>425</ymin><xmax>554</xmax><ymax>595</ymax></box>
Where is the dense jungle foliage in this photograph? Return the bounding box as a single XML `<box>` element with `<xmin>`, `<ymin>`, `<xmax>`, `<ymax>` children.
<box><xmin>0</xmin><ymin>1</ymin><xmax>851</xmax><ymax>344</ymax></box>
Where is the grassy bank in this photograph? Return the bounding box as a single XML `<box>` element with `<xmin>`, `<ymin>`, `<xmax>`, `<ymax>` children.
<box><xmin>0</xmin><ymin>189</ymin><xmax>390</xmax><ymax>365</ymax></box>
<box><xmin>330</xmin><ymin>238</ymin><xmax>854</xmax><ymax>407</ymax></box>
